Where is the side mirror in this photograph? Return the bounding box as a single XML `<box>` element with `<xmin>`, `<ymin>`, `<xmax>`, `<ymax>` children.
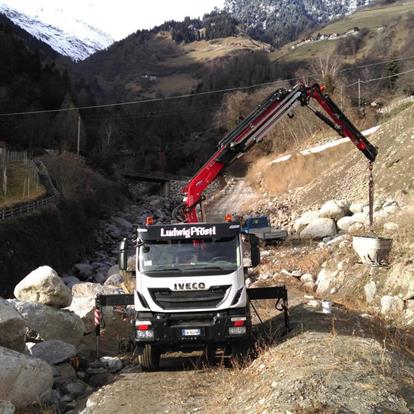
<box><xmin>118</xmin><ymin>238</ymin><xmax>128</xmax><ymax>271</ymax></box>
<box><xmin>249</xmin><ymin>234</ymin><xmax>260</xmax><ymax>267</ymax></box>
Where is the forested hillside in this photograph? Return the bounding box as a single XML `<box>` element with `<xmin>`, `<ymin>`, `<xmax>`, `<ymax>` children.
<box><xmin>1</xmin><ymin>0</ymin><xmax>414</xmax><ymax>176</ymax></box>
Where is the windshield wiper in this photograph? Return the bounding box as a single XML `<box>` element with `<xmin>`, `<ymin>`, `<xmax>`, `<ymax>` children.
<box><xmin>195</xmin><ymin>266</ymin><xmax>235</xmax><ymax>271</ymax></box>
<box><xmin>144</xmin><ymin>267</ymin><xmax>183</xmax><ymax>273</ymax></box>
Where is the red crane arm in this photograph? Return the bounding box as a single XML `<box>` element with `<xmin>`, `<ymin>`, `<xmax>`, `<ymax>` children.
<box><xmin>177</xmin><ymin>83</ymin><xmax>377</xmax><ymax>223</ymax></box>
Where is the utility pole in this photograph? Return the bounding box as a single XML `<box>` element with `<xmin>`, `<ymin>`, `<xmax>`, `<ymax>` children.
<box><xmin>358</xmin><ymin>78</ymin><xmax>361</xmax><ymax>111</ymax></box>
<box><xmin>77</xmin><ymin>115</ymin><xmax>81</xmax><ymax>155</ymax></box>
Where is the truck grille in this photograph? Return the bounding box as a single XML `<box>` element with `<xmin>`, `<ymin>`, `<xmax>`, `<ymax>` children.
<box><xmin>149</xmin><ymin>285</ymin><xmax>231</xmax><ymax>310</ymax></box>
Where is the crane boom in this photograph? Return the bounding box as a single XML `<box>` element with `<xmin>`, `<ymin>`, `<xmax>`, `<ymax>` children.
<box><xmin>177</xmin><ymin>83</ymin><xmax>377</xmax><ymax>223</ymax></box>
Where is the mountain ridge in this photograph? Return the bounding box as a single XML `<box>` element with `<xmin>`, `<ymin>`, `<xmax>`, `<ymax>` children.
<box><xmin>224</xmin><ymin>0</ymin><xmax>374</xmax><ymax>46</ymax></box>
<box><xmin>0</xmin><ymin>2</ymin><xmax>114</xmax><ymax>61</ymax></box>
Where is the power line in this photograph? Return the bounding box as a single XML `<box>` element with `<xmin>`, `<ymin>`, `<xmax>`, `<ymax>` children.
<box><xmin>82</xmin><ymin>104</ymin><xmax>223</xmax><ymax>122</ymax></box>
<box><xmin>1</xmin><ymin>54</ymin><xmax>414</xmax><ymax>118</ymax></box>
<box><xmin>0</xmin><ymin>78</ymin><xmax>299</xmax><ymax>117</ymax></box>
<box><xmin>339</xmin><ymin>54</ymin><xmax>414</xmax><ymax>73</ymax></box>
<box><xmin>346</xmin><ymin>67</ymin><xmax>414</xmax><ymax>87</ymax></box>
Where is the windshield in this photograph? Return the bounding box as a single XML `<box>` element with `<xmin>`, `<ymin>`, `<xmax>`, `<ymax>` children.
<box><xmin>139</xmin><ymin>236</ymin><xmax>240</xmax><ymax>275</ymax></box>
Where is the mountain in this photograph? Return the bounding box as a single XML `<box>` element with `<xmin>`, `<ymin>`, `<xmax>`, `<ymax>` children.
<box><xmin>0</xmin><ymin>2</ymin><xmax>114</xmax><ymax>61</ymax></box>
<box><xmin>224</xmin><ymin>0</ymin><xmax>374</xmax><ymax>46</ymax></box>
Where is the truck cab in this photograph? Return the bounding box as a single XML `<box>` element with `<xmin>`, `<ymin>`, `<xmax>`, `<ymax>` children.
<box><xmin>126</xmin><ymin>220</ymin><xmax>260</xmax><ymax>370</ymax></box>
<box><xmin>242</xmin><ymin>216</ymin><xmax>288</xmax><ymax>243</ymax></box>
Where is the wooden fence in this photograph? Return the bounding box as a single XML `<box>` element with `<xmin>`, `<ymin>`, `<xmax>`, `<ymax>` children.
<box><xmin>0</xmin><ymin>159</ymin><xmax>60</xmax><ymax>222</ymax></box>
<box><xmin>0</xmin><ymin>193</ymin><xmax>60</xmax><ymax>220</ymax></box>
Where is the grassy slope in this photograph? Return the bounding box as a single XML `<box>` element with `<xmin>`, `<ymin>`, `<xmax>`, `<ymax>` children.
<box><xmin>80</xmin><ymin>33</ymin><xmax>270</xmax><ymax>98</ymax></box>
<box><xmin>0</xmin><ymin>161</ymin><xmax>46</xmax><ymax>208</ymax></box>
<box><xmin>271</xmin><ymin>0</ymin><xmax>414</xmax><ymax>64</ymax></box>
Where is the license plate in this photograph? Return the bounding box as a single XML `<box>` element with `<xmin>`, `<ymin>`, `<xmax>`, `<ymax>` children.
<box><xmin>182</xmin><ymin>328</ymin><xmax>202</xmax><ymax>337</ymax></box>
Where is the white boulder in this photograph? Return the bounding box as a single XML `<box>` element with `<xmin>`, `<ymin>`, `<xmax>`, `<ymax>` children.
<box><xmin>300</xmin><ymin>274</ymin><xmax>314</xmax><ymax>284</ymax></box>
<box><xmin>318</xmin><ymin>200</ymin><xmax>349</xmax><ymax>220</ymax></box>
<box><xmin>351</xmin><ymin>212</ymin><xmax>369</xmax><ymax>224</ymax></box>
<box><xmin>300</xmin><ymin>218</ymin><xmax>337</xmax><ymax>239</ymax></box>
<box><xmin>364</xmin><ymin>281</ymin><xmax>377</xmax><ymax>304</ymax></box>
<box><xmin>383</xmin><ymin>204</ymin><xmax>400</xmax><ymax>215</ymax></box>
<box><xmin>12</xmin><ymin>301</ymin><xmax>84</xmax><ymax>346</ymax></box>
<box><xmin>349</xmin><ymin>203</ymin><xmax>364</xmax><ymax>214</ymax></box>
<box><xmin>72</xmin><ymin>282</ymin><xmax>121</xmax><ymax>299</ymax></box>
<box><xmin>0</xmin><ymin>299</ymin><xmax>26</xmax><ymax>352</ymax></box>
<box><xmin>337</xmin><ymin>216</ymin><xmax>357</xmax><ymax>231</ymax></box>
<box><xmin>316</xmin><ymin>268</ymin><xmax>339</xmax><ymax>295</ymax></box>
<box><xmin>383</xmin><ymin>222</ymin><xmax>399</xmax><ymax>232</ymax></box>
<box><xmin>100</xmin><ymin>356</ymin><xmax>123</xmax><ymax>373</ymax></box>
<box><xmin>69</xmin><ymin>284</ymin><xmax>122</xmax><ymax>332</ymax></box>
<box><xmin>104</xmin><ymin>274</ymin><xmax>123</xmax><ymax>287</ymax></box>
<box><xmin>0</xmin><ymin>345</ymin><xmax>53</xmax><ymax>406</ymax></box>
<box><xmin>14</xmin><ymin>266</ymin><xmax>72</xmax><ymax>308</ymax></box>
<box><xmin>348</xmin><ymin>222</ymin><xmax>365</xmax><ymax>234</ymax></box>
<box><xmin>381</xmin><ymin>296</ymin><xmax>404</xmax><ymax>316</ymax></box>
<box><xmin>293</xmin><ymin>210</ymin><xmax>320</xmax><ymax>233</ymax></box>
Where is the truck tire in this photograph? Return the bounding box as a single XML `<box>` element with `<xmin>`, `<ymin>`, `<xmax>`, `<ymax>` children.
<box><xmin>139</xmin><ymin>345</ymin><xmax>161</xmax><ymax>371</ymax></box>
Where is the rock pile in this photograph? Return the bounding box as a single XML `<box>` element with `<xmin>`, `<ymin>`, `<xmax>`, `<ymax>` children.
<box><xmin>0</xmin><ymin>266</ymin><xmax>127</xmax><ymax>412</ymax></box>
<box><xmin>291</xmin><ymin>198</ymin><xmax>401</xmax><ymax>239</ymax></box>
<box><xmin>65</xmin><ymin>195</ymin><xmax>176</xmax><ymax>285</ymax></box>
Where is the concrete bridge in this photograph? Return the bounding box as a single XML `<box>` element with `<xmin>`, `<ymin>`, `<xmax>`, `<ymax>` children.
<box><xmin>121</xmin><ymin>170</ymin><xmax>190</xmax><ymax>197</ymax></box>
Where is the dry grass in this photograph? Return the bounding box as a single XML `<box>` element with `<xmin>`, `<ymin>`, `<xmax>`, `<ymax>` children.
<box><xmin>0</xmin><ymin>161</ymin><xmax>46</xmax><ymax>208</ymax></box>
<box><xmin>163</xmin><ymin>36</ymin><xmax>270</xmax><ymax>67</ymax></box>
<box><xmin>247</xmin><ymin>140</ymin><xmax>354</xmax><ymax>195</ymax></box>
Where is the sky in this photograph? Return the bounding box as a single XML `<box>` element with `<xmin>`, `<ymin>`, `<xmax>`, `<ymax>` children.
<box><xmin>2</xmin><ymin>0</ymin><xmax>226</xmax><ymax>40</ymax></box>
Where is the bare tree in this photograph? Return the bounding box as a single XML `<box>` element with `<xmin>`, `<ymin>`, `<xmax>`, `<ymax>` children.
<box><xmin>310</xmin><ymin>52</ymin><xmax>340</xmax><ymax>80</ymax></box>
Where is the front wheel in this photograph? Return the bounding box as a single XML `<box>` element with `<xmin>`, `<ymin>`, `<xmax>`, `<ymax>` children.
<box><xmin>138</xmin><ymin>344</ymin><xmax>161</xmax><ymax>371</ymax></box>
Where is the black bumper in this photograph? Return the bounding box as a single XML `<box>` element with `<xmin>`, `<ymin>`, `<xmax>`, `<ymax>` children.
<box><xmin>135</xmin><ymin>309</ymin><xmax>250</xmax><ymax>348</ymax></box>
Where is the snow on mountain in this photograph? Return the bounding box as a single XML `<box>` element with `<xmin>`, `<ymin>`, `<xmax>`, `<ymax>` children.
<box><xmin>224</xmin><ymin>0</ymin><xmax>374</xmax><ymax>46</ymax></box>
<box><xmin>0</xmin><ymin>2</ymin><xmax>114</xmax><ymax>61</ymax></box>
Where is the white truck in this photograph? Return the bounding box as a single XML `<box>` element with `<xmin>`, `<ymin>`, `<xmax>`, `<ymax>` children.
<box><xmin>94</xmin><ymin>83</ymin><xmax>377</xmax><ymax>370</ymax></box>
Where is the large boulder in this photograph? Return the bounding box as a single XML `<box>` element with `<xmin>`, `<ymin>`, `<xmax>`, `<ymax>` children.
<box><xmin>11</xmin><ymin>301</ymin><xmax>84</xmax><ymax>346</ymax></box>
<box><xmin>0</xmin><ymin>299</ymin><xmax>26</xmax><ymax>352</ymax></box>
<box><xmin>104</xmin><ymin>274</ymin><xmax>123</xmax><ymax>287</ymax></box>
<box><xmin>351</xmin><ymin>212</ymin><xmax>369</xmax><ymax>225</ymax></box>
<box><xmin>28</xmin><ymin>340</ymin><xmax>77</xmax><ymax>365</ymax></box>
<box><xmin>0</xmin><ymin>346</ymin><xmax>53</xmax><ymax>406</ymax></box>
<box><xmin>318</xmin><ymin>200</ymin><xmax>349</xmax><ymax>220</ymax></box>
<box><xmin>14</xmin><ymin>266</ymin><xmax>72</xmax><ymax>308</ymax></box>
<box><xmin>316</xmin><ymin>267</ymin><xmax>341</xmax><ymax>295</ymax></box>
<box><xmin>337</xmin><ymin>216</ymin><xmax>358</xmax><ymax>232</ymax></box>
<box><xmin>349</xmin><ymin>203</ymin><xmax>364</xmax><ymax>214</ymax></box>
<box><xmin>69</xmin><ymin>283</ymin><xmax>122</xmax><ymax>332</ymax></box>
<box><xmin>72</xmin><ymin>282</ymin><xmax>121</xmax><ymax>299</ymax></box>
<box><xmin>300</xmin><ymin>218</ymin><xmax>337</xmax><ymax>239</ymax></box>
<box><xmin>381</xmin><ymin>296</ymin><xmax>404</xmax><ymax>316</ymax></box>
<box><xmin>293</xmin><ymin>211</ymin><xmax>320</xmax><ymax>233</ymax></box>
